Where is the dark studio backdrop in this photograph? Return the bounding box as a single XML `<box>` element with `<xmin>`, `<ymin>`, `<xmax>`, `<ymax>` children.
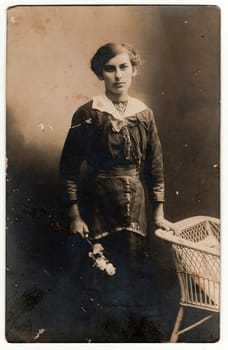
<box><xmin>6</xmin><ymin>5</ymin><xmax>220</xmax><ymax>343</ymax></box>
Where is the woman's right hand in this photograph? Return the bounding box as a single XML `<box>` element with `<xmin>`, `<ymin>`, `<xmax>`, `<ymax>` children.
<box><xmin>69</xmin><ymin>203</ymin><xmax>89</xmax><ymax>238</ymax></box>
<box><xmin>70</xmin><ymin>217</ymin><xmax>89</xmax><ymax>239</ymax></box>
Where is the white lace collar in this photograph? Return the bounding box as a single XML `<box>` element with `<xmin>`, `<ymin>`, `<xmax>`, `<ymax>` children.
<box><xmin>92</xmin><ymin>94</ymin><xmax>147</xmax><ymax>120</ymax></box>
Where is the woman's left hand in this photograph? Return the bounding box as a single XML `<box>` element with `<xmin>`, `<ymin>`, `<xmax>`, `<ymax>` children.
<box><xmin>153</xmin><ymin>202</ymin><xmax>174</xmax><ymax>231</ymax></box>
<box><xmin>154</xmin><ymin>217</ymin><xmax>174</xmax><ymax>231</ymax></box>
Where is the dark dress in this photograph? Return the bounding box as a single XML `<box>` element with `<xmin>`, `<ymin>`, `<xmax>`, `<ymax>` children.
<box><xmin>60</xmin><ymin>95</ymin><xmax>166</xmax><ymax>339</ymax></box>
<box><xmin>60</xmin><ymin>94</ymin><xmax>165</xmax><ymax>240</ymax></box>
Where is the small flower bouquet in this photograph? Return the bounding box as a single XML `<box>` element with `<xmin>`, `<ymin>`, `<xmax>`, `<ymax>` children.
<box><xmin>48</xmin><ymin>221</ymin><xmax>116</xmax><ymax>275</ymax></box>
<box><xmin>88</xmin><ymin>242</ymin><xmax>116</xmax><ymax>276</ymax></box>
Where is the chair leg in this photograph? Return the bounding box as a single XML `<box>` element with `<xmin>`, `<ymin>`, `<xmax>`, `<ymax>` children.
<box><xmin>170</xmin><ymin>305</ymin><xmax>184</xmax><ymax>343</ymax></box>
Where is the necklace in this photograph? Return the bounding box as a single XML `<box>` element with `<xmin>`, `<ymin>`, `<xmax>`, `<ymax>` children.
<box><xmin>112</xmin><ymin>100</ymin><xmax>128</xmax><ymax>117</ymax></box>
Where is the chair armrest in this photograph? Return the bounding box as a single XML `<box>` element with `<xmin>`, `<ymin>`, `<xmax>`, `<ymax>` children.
<box><xmin>155</xmin><ymin>229</ymin><xmax>220</xmax><ymax>257</ymax></box>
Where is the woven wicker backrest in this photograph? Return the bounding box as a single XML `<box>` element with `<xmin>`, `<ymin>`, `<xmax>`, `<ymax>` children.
<box><xmin>155</xmin><ymin>216</ymin><xmax>220</xmax><ymax>312</ymax></box>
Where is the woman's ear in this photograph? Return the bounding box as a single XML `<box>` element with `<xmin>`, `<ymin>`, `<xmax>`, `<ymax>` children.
<box><xmin>132</xmin><ymin>66</ymin><xmax>138</xmax><ymax>77</ymax></box>
<box><xmin>98</xmin><ymin>74</ymin><xmax>104</xmax><ymax>81</ymax></box>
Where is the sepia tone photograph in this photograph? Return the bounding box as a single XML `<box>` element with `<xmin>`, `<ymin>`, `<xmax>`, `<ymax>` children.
<box><xmin>6</xmin><ymin>4</ymin><xmax>220</xmax><ymax>343</ymax></box>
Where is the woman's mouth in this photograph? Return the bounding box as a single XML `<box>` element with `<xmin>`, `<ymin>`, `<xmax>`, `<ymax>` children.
<box><xmin>114</xmin><ymin>82</ymin><xmax>126</xmax><ymax>87</ymax></box>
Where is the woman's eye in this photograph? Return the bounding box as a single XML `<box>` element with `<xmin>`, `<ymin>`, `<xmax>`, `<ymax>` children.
<box><xmin>104</xmin><ymin>66</ymin><xmax>114</xmax><ymax>72</ymax></box>
<box><xmin>120</xmin><ymin>65</ymin><xmax>129</xmax><ymax>70</ymax></box>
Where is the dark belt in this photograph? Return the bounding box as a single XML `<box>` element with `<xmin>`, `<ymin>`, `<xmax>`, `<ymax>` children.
<box><xmin>94</xmin><ymin>165</ymin><xmax>140</xmax><ymax>178</ymax></box>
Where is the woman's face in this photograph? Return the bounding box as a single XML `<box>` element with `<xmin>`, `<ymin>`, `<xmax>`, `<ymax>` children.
<box><xmin>101</xmin><ymin>52</ymin><xmax>136</xmax><ymax>100</ymax></box>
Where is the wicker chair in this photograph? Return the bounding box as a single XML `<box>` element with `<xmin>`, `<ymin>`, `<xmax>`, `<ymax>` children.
<box><xmin>155</xmin><ymin>216</ymin><xmax>220</xmax><ymax>342</ymax></box>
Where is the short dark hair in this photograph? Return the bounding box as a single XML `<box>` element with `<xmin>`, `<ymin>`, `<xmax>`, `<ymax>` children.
<box><xmin>90</xmin><ymin>42</ymin><xmax>142</xmax><ymax>78</ymax></box>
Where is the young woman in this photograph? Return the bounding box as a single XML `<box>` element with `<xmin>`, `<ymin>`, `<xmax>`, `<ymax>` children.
<box><xmin>60</xmin><ymin>42</ymin><xmax>171</xmax><ymax>243</ymax></box>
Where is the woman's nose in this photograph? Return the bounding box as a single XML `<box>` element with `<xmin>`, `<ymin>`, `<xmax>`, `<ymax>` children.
<box><xmin>115</xmin><ymin>69</ymin><xmax>122</xmax><ymax>80</ymax></box>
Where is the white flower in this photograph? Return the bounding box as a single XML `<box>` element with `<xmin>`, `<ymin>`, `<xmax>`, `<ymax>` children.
<box><xmin>95</xmin><ymin>257</ymin><xmax>107</xmax><ymax>271</ymax></box>
<box><xmin>87</xmin><ymin>242</ymin><xmax>116</xmax><ymax>276</ymax></box>
<box><xmin>92</xmin><ymin>243</ymin><xmax>104</xmax><ymax>255</ymax></box>
<box><xmin>106</xmin><ymin>263</ymin><xmax>116</xmax><ymax>276</ymax></box>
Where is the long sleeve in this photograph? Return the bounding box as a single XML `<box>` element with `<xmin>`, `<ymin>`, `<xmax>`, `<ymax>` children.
<box><xmin>59</xmin><ymin>108</ymin><xmax>88</xmax><ymax>205</ymax></box>
<box><xmin>143</xmin><ymin>109</ymin><xmax>165</xmax><ymax>205</ymax></box>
